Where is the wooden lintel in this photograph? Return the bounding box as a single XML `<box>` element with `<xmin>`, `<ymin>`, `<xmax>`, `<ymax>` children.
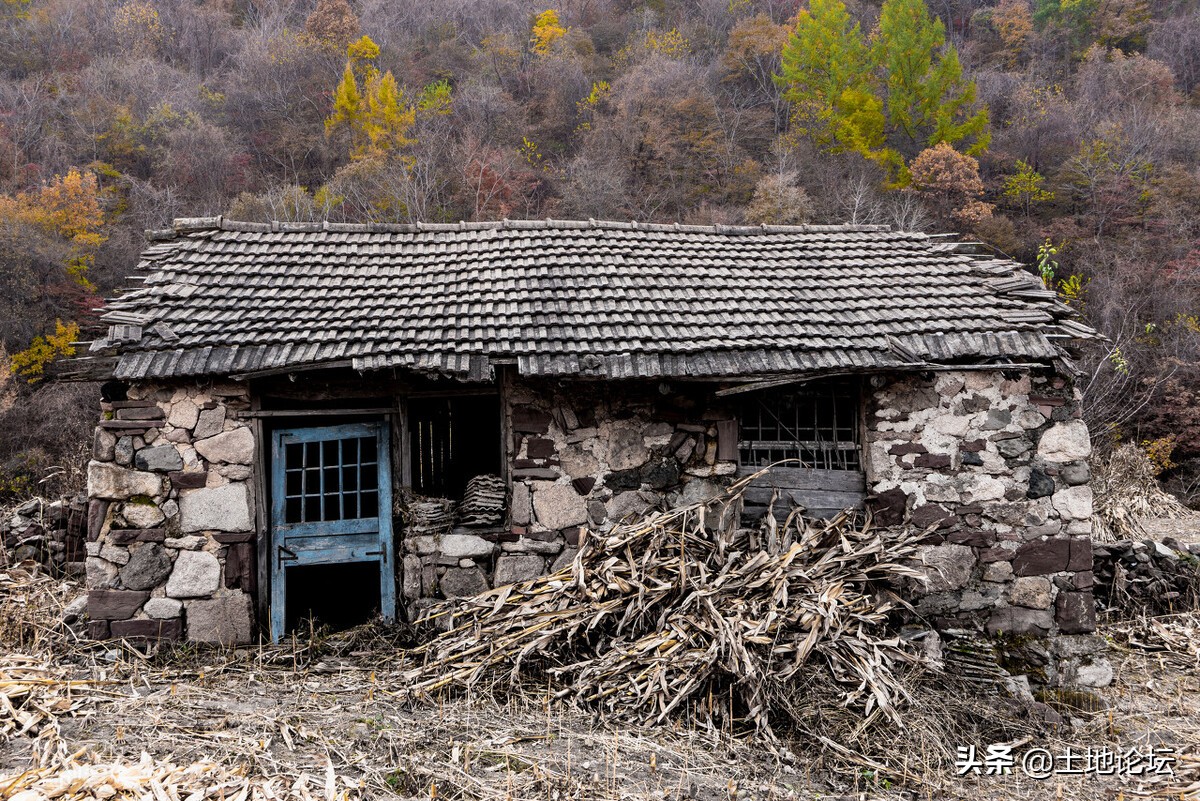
<box><xmin>240</xmin><ymin>408</ymin><xmax>396</xmax><ymax>419</ymax></box>
<box><xmin>230</xmin><ymin>359</ymin><xmax>355</xmax><ymax>381</ymax></box>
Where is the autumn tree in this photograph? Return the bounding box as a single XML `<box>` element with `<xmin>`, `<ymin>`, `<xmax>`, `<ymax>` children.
<box><xmin>909</xmin><ymin>142</ymin><xmax>993</xmax><ymax>228</ymax></box>
<box><xmin>778</xmin><ymin>0</ymin><xmax>989</xmax><ymax>185</ymax></box>
<box><xmin>992</xmin><ymin>0</ymin><xmax>1035</xmax><ymax>66</ymax></box>
<box><xmin>531</xmin><ymin>10</ymin><xmax>566</xmax><ymax>56</ymax></box>
<box><xmin>0</xmin><ymin>169</ymin><xmax>106</xmax><ymax>379</ymax></box>
<box><xmin>325</xmin><ymin>36</ymin><xmax>417</xmax><ymax>162</ymax></box>
<box><xmin>873</xmin><ymin>0</ymin><xmax>990</xmax><ymax>174</ymax></box>
<box><xmin>745</xmin><ymin>171</ymin><xmax>813</xmax><ymax>225</ymax></box>
<box><xmin>777</xmin><ymin>0</ymin><xmax>881</xmax><ymax>158</ymax></box>
<box><xmin>1002</xmin><ymin>159</ymin><xmax>1054</xmax><ymax>216</ymax></box>
<box><xmin>303</xmin><ymin>0</ymin><xmax>360</xmax><ymax>54</ymax></box>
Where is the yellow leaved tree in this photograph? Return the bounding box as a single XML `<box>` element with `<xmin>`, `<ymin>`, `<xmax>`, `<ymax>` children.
<box><xmin>531</xmin><ymin>10</ymin><xmax>566</xmax><ymax>56</ymax></box>
<box><xmin>0</xmin><ymin>169</ymin><xmax>105</xmax><ymax>380</ymax></box>
<box><xmin>325</xmin><ymin>36</ymin><xmax>416</xmax><ymax>162</ymax></box>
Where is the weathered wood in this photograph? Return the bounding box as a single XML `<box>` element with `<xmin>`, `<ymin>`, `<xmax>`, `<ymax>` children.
<box><xmin>742</xmin><ymin>486</ymin><xmax>866</xmax><ymax>510</ymax></box>
<box><xmin>736</xmin><ymin>466</ymin><xmax>865</xmax><ymax>493</ymax></box>
<box><xmin>240</xmin><ymin>408</ymin><xmax>396</xmax><ymax>419</ymax></box>
<box><xmin>715</xmin><ymin>419</ymin><xmax>738</xmax><ymax>461</ymax></box>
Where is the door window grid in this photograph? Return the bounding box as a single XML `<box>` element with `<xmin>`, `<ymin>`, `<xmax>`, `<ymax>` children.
<box><xmin>738</xmin><ymin>382</ymin><xmax>862</xmax><ymax>470</ymax></box>
<box><xmin>282</xmin><ymin>435</ymin><xmax>378</xmax><ymax>523</ymax></box>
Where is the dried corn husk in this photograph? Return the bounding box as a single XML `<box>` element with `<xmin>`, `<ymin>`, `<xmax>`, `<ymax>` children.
<box><xmin>404</xmin><ymin>469</ymin><xmax>926</xmax><ymax>740</ymax></box>
<box><xmin>1092</xmin><ymin>445</ymin><xmax>1197</xmax><ymax>542</ymax></box>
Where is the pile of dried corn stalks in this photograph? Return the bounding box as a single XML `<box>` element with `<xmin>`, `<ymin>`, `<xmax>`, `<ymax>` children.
<box><xmin>404</xmin><ymin>471</ymin><xmax>926</xmax><ymax>740</ymax></box>
<box><xmin>1092</xmin><ymin>444</ymin><xmax>1197</xmax><ymax>542</ymax></box>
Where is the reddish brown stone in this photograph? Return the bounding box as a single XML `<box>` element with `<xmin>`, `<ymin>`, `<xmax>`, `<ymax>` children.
<box><xmin>109</xmin><ymin>529</ymin><xmax>166</xmax><ymax>545</ymax></box>
<box><xmin>1013</xmin><ymin>539</ymin><xmax>1071</xmax><ymax>576</ymax></box>
<box><xmin>948</xmin><ymin>529</ymin><xmax>995</xmax><ymax>548</ymax></box>
<box><xmin>526</xmin><ymin>528</ymin><xmax>560</xmax><ymax>542</ymax></box>
<box><xmin>510</xmin><ymin>525</ymin><xmax>528</xmax><ymax>536</ymax></box>
<box><xmin>526</xmin><ymin>438</ymin><xmax>556</xmax><ymax>459</ymax></box>
<box><xmin>914</xmin><ymin>453</ymin><xmax>952</xmax><ymax>469</ymax></box>
<box><xmin>511</xmin><ymin>406</ymin><xmax>552</xmax><ymax>434</ymax></box>
<box><xmin>888</xmin><ymin>442</ymin><xmax>928</xmax><ymax>456</ymax></box>
<box><xmin>96</xmin><ymin>420</ymin><xmax>150</xmax><ymax>432</ymax></box>
<box><xmin>1067</xmin><ymin>538</ymin><xmax>1092</xmax><ymax>572</ymax></box>
<box><xmin>88</xmin><ymin>620</ymin><xmax>110</xmax><ymax>639</ymax></box>
<box><xmin>88</xmin><ymin>499</ymin><xmax>109</xmax><ymax>542</ymax></box>
<box><xmin>572</xmin><ymin>477</ymin><xmax>596</xmax><ymax>495</ymax></box>
<box><xmin>110</xmin><ymin>400</ymin><xmax>155</xmax><ymax>409</ymax></box>
<box><xmin>225</xmin><ymin>543</ymin><xmax>242</xmax><ymax>589</ymax></box>
<box><xmin>910</xmin><ymin>503</ymin><xmax>955</xmax><ymax>529</ymax></box>
<box><xmin>109</xmin><ymin>618</ymin><xmax>182</xmax><ymax>641</ymax></box>
<box><xmin>88</xmin><ymin>589</ymin><xmax>150</xmax><ymax>620</ymax></box>
<box><xmin>1029</xmin><ymin>395</ymin><xmax>1066</xmax><ymax>407</ymax></box>
<box><xmin>565</xmin><ymin>527</ymin><xmax>584</xmax><ymax>547</ymax></box>
<box><xmin>978</xmin><ymin>547</ymin><xmax>1014</xmax><ymax>563</ymax></box>
<box><xmin>513</xmin><ymin>467</ymin><xmax>559</xmax><ymax>480</ymax></box>
<box><xmin>169</xmin><ymin>470</ymin><xmax>209</xmax><ymax>489</ymax></box>
<box><xmin>1055</xmin><ymin>591</ymin><xmax>1097</xmax><ymax>634</ymax></box>
<box><xmin>867</xmin><ymin>487</ymin><xmax>908</xmax><ymax>527</ymax></box>
<box><xmin>1069</xmin><ymin>571</ymin><xmax>1094</xmax><ymax>590</ymax></box>
<box><xmin>960</xmin><ymin>439</ymin><xmax>987</xmax><ymax>452</ymax></box>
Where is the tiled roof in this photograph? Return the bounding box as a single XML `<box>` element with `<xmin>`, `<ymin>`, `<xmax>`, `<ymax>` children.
<box><xmin>77</xmin><ymin>217</ymin><xmax>1097</xmax><ymax>382</ymax></box>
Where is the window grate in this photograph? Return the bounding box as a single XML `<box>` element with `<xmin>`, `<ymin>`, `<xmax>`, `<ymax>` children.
<box><xmin>282</xmin><ymin>435</ymin><xmax>379</xmax><ymax>523</ymax></box>
<box><xmin>737</xmin><ymin>380</ymin><xmax>862</xmax><ymax>470</ymax></box>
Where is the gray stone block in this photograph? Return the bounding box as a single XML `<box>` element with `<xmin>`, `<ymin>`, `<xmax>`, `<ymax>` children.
<box><xmin>493</xmin><ymin>555</ymin><xmax>544</xmax><ymax>586</ymax></box>
<box><xmin>179</xmin><ymin>483</ymin><xmax>252</xmax><ymax>533</ymax></box>
<box><xmin>120</xmin><ymin>544</ymin><xmax>173</xmax><ymax>591</ymax></box>
<box><xmin>186</xmin><ymin>593</ymin><xmax>252</xmax><ymax>644</ymax></box>
<box><xmin>440</xmin><ymin>567</ymin><xmax>488</xmax><ymax>598</ymax></box>
<box><xmin>531</xmin><ymin>481</ymin><xmax>588</xmax><ymax>530</ymax></box>
<box><xmin>134</xmin><ymin>445</ymin><xmax>184</xmax><ymax>472</ymax></box>
<box><xmin>87</xmin><ymin>461</ymin><xmax>162</xmax><ymax>501</ymax></box>
<box><xmin>144</xmin><ymin>597</ymin><xmax>183</xmax><ymax>618</ymax></box>
<box><xmin>193</xmin><ymin>406</ymin><xmax>226</xmax><ymax>440</ymax></box>
<box><xmin>194</xmin><ymin>427</ymin><xmax>256</xmax><ymax>465</ymax></box>
<box><xmin>915</xmin><ymin>544</ymin><xmax>975</xmax><ymax>593</ymax></box>
<box><xmin>166</xmin><ymin>549</ymin><xmax>221</xmax><ymax>598</ymax></box>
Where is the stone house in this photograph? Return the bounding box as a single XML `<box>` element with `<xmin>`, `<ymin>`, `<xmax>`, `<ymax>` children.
<box><xmin>70</xmin><ymin>217</ymin><xmax>1100</xmax><ymax>659</ymax></box>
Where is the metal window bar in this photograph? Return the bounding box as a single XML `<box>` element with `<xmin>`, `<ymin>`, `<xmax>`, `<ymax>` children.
<box><xmin>282</xmin><ymin>435</ymin><xmax>378</xmax><ymax>523</ymax></box>
<box><xmin>738</xmin><ymin>381</ymin><xmax>862</xmax><ymax>470</ymax></box>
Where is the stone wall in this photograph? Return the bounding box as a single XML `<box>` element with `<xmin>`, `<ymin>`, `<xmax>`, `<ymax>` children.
<box><xmin>401</xmin><ymin>378</ymin><xmax>740</xmax><ymax>607</ymax></box>
<box><xmin>85</xmin><ymin>382</ymin><xmax>256</xmax><ymax>644</ymax></box>
<box><xmin>864</xmin><ymin>369</ymin><xmax>1100</xmax><ymax>667</ymax></box>
<box><xmin>82</xmin><ymin>367</ymin><xmax>1102</xmax><ymax>680</ymax></box>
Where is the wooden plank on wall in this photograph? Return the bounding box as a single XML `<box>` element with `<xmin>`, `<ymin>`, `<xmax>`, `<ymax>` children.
<box><xmin>742</xmin><ymin>486</ymin><xmax>867</xmax><ymax>510</ymax></box>
<box><xmin>736</xmin><ymin>466</ymin><xmax>866</xmax><ymax>494</ymax></box>
<box><xmin>715</xmin><ymin>419</ymin><xmax>738</xmax><ymax>461</ymax></box>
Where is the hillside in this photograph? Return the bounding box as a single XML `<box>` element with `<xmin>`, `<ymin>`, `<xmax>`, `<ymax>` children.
<box><xmin>0</xmin><ymin>0</ymin><xmax>1197</xmax><ymax>501</ymax></box>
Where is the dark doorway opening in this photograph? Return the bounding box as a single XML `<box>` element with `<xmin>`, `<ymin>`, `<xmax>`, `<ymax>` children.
<box><xmin>283</xmin><ymin>562</ymin><xmax>381</xmax><ymax>633</ymax></box>
<box><xmin>409</xmin><ymin>395</ymin><xmax>501</xmax><ymax>499</ymax></box>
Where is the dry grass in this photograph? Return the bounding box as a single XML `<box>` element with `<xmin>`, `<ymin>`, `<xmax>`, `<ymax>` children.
<box><xmin>2</xmin><ymin>515</ymin><xmax>1200</xmax><ymax>798</ymax></box>
<box><xmin>1092</xmin><ymin>445</ymin><xmax>1199</xmax><ymax>541</ymax></box>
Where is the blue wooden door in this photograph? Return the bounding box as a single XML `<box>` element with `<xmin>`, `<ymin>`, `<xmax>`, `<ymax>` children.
<box><xmin>269</xmin><ymin>422</ymin><xmax>395</xmax><ymax>642</ymax></box>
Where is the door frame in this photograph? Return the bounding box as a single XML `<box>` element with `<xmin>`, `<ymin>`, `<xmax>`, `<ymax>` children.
<box><xmin>267</xmin><ymin>421</ymin><xmax>396</xmax><ymax>642</ymax></box>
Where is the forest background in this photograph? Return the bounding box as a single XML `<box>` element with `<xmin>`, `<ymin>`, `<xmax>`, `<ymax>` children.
<box><xmin>0</xmin><ymin>0</ymin><xmax>1196</xmax><ymax>506</ymax></box>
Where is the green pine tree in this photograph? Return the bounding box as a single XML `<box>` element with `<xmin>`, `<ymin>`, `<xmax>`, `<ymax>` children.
<box><xmin>777</xmin><ymin>0</ymin><xmax>883</xmax><ymax>158</ymax></box>
<box><xmin>777</xmin><ymin>0</ymin><xmax>989</xmax><ymax>185</ymax></box>
<box><xmin>874</xmin><ymin>0</ymin><xmax>989</xmax><ymax>180</ymax></box>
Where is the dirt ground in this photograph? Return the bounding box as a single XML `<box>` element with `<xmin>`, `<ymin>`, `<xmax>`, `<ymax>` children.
<box><xmin>1</xmin><ymin>609</ymin><xmax>1198</xmax><ymax>801</ymax></box>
